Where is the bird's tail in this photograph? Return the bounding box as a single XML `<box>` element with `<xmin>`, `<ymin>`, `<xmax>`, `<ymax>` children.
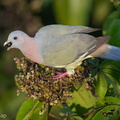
<box><xmin>91</xmin><ymin>44</ymin><xmax>120</xmax><ymax>61</ymax></box>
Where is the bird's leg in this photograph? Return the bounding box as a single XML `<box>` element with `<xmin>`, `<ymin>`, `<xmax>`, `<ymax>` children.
<box><xmin>53</xmin><ymin>72</ymin><xmax>68</xmax><ymax>79</ymax></box>
<box><xmin>53</xmin><ymin>68</ymin><xmax>74</xmax><ymax>79</ymax></box>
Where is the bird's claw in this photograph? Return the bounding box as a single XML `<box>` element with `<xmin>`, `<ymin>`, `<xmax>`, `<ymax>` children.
<box><xmin>53</xmin><ymin>72</ymin><xmax>68</xmax><ymax>79</ymax></box>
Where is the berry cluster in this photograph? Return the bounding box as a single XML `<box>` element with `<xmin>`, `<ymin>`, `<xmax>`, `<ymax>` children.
<box><xmin>14</xmin><ymin>57</ymin><xmax>93</xmax><ymax>105</ymax></box>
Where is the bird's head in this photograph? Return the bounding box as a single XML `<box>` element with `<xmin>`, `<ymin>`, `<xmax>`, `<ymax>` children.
<box><xmin>4</xmin><ymin>30</ymin><xmax>27</xmax><ymax>50</ymax></box>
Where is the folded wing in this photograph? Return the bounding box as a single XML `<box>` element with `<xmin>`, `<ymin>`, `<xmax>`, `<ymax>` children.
<box><xmin>42</xmin><ymin>34</ymin><xmax>98</xmax><ymax>66</ymax></box>
<box><xmin>35</xmin><ymin>25</ymin><xmax>100</xmax><ymax>38</ymax></box>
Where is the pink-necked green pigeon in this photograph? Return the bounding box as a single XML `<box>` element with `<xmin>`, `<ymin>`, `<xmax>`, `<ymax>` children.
<box><xmin>4</xmin><ymin>25</ymin><xmax>120</xmax><ymax>79</ymax></box>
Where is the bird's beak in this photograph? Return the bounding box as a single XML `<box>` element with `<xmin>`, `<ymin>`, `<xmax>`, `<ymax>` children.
<box><xmin>4</xmin><ymin>41</ymin><xmax>12</xmax><ymax>50</ymax></box>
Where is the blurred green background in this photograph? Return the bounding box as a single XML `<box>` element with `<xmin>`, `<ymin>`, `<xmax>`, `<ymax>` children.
<box><xmin>0</xmin><ymin>0</ymin><xmax>115</xmax><ymax>119</ymax></box>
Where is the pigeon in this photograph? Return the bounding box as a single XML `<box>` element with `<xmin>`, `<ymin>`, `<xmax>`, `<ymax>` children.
<box><xmin>4</xmin><ymin>25</ymin><xmax>120</xmax><ymax>79</ymax></box>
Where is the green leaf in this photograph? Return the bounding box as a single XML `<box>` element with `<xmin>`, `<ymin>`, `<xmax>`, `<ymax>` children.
<box><xmin>91</xmin><ymin>105</ymin><xmax>120</xmax><ymax>120</ymax></box>
<box><xmin>99</xmin><ymin>61</ymin><xmax>120</xmax><ymax>95</ymax></box>
<box><xmin>100</xmin><ymin>63</ymin><xmax>120</xmax><ymax>73</ymax></box>
<box><xmin>104</xmin><ymin>96</ymin><xmax>120</xmax><ymax>104</ymax></box>
<box><xmin>100</xmin><ymin>63</ymin><xmax>120</xmax><ymax>84</ymax></box>
<box><xmin>50</xmin><ymin>102</ymin><xmax>73</xmax><ymax>120</ymax></box>
<box><xmin>103</xmin><ymin>68</ymin><xmax>120</xmax><ymax>81</ymax></box>
<box><xmin>104</xmin><ymin>74</ymin><xmax>120</xmax><ymax>95</ymax></box>
<box><xmin>110</xmin><ymin>106</ymin><xmax>120</xmax><ymax>120</ymax></box>
<box><xmin>103</xmin><ymin>10</ymin><xmax>120</xmax><ymax>34</ymax></box>
<box><xmin>67</xmin><ymin>86</ymin><xmax>96</xmax><ymax>116</ymax></box>
<box><xmin>103</xmin><ymin>10</ymin><xmax>120</xmax><ymax>47</ymax></box>
<box><xmin>16</xmin><ymin>98</ymin><xmax>47</xmax><ymax>120</ymax></box>
<box><xmin>50</xmin><ymin>86</ymin><xmax>96</xmax><ymax>119</ymax></box>
<box><xmin>95</xmin><ymin>72</ymin><xmax>107</xmax><ymax>105</ymax></box>
<box><xmin>97</xmin><ymin>61</ymin><xmax>120</xmax><ymax>96</ymax></box>
<box><xmin>71</xmin><ymin>116</ymin><xmax>83</xmax><ymax>120</ymax></box>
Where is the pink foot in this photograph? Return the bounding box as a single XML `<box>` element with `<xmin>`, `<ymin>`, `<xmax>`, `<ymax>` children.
<box><xmin>53</xmin><ymin>72</ymin><xmax>68</xmax><ymax>79</ymax></box>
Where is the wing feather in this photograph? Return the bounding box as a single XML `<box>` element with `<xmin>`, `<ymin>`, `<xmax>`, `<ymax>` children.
<box><xmin>42</xmin><ymin>34</ymin><xmax>97</xmax><ymax>66</ymax></box>
<box><xmin>35</xmin><ymin>25</ymin><xmax>100</xmax><ymax>38</ymax></box>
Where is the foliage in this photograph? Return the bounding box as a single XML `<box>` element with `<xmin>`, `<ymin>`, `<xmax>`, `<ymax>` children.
<box><xmin>53</xmin><ymin>0</ymin><xmax>112</xmax><ymax>26</ymax></box>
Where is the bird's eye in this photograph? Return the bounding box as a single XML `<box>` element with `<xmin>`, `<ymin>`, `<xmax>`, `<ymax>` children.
<box><xmin>14</xmin><ymin>36</ymin><xmax>18</xmax><ymax>40</ymax></box>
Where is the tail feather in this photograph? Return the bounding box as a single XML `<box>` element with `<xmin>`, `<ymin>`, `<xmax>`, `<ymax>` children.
<box><xmin>103</xmin><ymin>45</ymin><xmax>120</xmax><ymax>61</ymax></box>
<box><xmin>91</xmin><ymin>44</ymin><xmax>120</xmax><ymax>62</ymax></box>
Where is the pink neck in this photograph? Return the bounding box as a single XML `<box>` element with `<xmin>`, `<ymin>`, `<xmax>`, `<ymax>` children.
<box><xmin>20</xmin><ymin>37</ymin><xmax>42</xmax><ymax>64</ymax></box>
